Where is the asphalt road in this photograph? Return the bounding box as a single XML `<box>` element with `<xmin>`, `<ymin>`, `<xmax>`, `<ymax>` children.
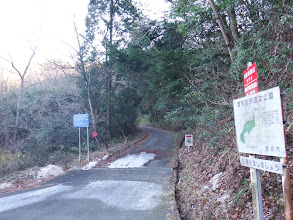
<box><xmin>0</xmin><ymin>127</ymin><xmax>175</xmax><ymax>220</ymax></box>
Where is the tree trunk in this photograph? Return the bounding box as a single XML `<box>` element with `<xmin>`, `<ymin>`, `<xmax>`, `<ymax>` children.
<box><xmin>106</xmin><ymin>73</ymin><xmax>112</xmax><ymax>140</ymax></box>
<box><xmin>229</xmin><ymin>7</ymin><xmax>240</xmax><ymax>43</ymax></box>
<box><xmin>0</xmin><ymin>78</ymin><xmax>3</xmax><ymax>104</ymax></box>
<box><xmin>9</xmin><ymin>47</ymin><xmax>36</xmax><ymax>145</ymax></box>
<box><xmin>74</xmin><ymin>22</ymin><xmax>98</xmax><ymax>141</ymax></box>
<box><xmin>208</xmin><ymin>0</ymin><xmax>233</xmax><ymax>61</ymax></box>
<box><xmin>87</xmin><ymin>84</ymin><xmax>97</xmax><ymax>132</ymax></box>
<box><xmin>106</xmin><ymin>0</ymin><xmax>114</xmax><ymax>140</ymax></box>
<box><xmin>13</xmin><ymin>76</ymin><xmax>24</xmax><ymax>144</ymax></box>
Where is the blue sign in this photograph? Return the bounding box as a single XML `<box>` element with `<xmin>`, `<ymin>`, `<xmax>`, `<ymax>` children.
<box><xmin>73</xmin><ymin>114</ymin><xmax>89</xmax><ymax>127</ymax></box>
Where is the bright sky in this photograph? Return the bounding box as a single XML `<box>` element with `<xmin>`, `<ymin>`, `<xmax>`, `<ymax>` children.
<box><xmin>0</xmin><ymin>0</ymin><xmax>171</xmax><ymax>82</ymax></box>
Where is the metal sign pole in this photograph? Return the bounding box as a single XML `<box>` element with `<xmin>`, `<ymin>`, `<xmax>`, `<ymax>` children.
<box><xmin>74</xmin><ymin>114</ymin><xmax>89</xmax><ymax>163</ymax></box>
<box><xmin>95</xmin><ymin>136</ymin><xmax>101</xmax><ymax>149</ymax></box>
<box><xmin>250</xmin><ymin>155</ymin><xmax>264</xmax><ymax>220</ymax></box>
<box><xmin>79</xmin><ymin>127</ymin><xmax>81</xmax><ymax>163</ymax></box>
<box><xmin>87</xmin><ymin>126</ymin><xmax>89</xmax><ymax>162</ymax></box>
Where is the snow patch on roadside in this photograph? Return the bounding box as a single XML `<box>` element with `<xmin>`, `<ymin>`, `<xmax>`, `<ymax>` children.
<box><xmin>108</xmin><ymin>152</ymin><xmax>155</xmax><ymax>168</ymax></box>
<box><xmin>37</xmin><ymin>164</ymin><xmax>64</xmax><ymax>180</ymax></box>
<box><xmin>0</xmin><ymin>182</ymin><xmax>12</xmax><ymax>190</ymax></box>
<box><xmin>82</xmin><ymin>161</ymin><xmax>98</xmax><ymax>170</ymax></box>
<box><xmin>102</xmin><ymin>155</ymin><xmax>109</xmax><ymax>161</ymax></box>
<box><xmin>82</xmin><ymin>154</ymin><xmax>110</xmax><ymax>170</ymax></box>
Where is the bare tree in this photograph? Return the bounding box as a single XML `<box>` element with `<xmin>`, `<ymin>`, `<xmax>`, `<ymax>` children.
<box><xmin>0</xmin><ymin>72</ymin><xmax>5</xmax><ymax>106</ymax></box>
<box><xmin>73</xmin><ymin>23</ymin><xmax>98</xmax><ymax>133</ymax></box>
<box><xmin>0</xmin><ymin>46</ymin><xmax>36</xmax><ymax>144</ymax></box>
<box><xmin>0</xmin><ymin>69</ymin><xmax>7</xmax><ymax>102</ymax></box>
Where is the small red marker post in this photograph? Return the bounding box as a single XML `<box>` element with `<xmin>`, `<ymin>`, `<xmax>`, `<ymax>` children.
<box><xmin>91</xmin><ymin>131</ymin><xmax>101</xmax><ymax>149</ymax></box>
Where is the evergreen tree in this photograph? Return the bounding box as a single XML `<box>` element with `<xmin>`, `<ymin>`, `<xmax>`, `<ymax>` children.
<box><xmin>85</xmin><ymin>0</ymin><xmax>140</xmax><ymax>140</ymax></box>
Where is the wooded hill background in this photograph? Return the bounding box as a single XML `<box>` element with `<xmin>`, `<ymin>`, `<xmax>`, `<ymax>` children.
<box><xmin>0</xmin><ymin>0</ymin><xmax>292</xmax><ymax>218</ymax></box>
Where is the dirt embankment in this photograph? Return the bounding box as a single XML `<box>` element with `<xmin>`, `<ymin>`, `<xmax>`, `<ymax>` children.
<box><xmin>175</xmin><ymin>124</ymin><xmax>292</xmax><ymax>219</ymax></box>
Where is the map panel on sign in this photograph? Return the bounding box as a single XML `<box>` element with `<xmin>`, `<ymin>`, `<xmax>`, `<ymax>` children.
<box><xmin>233</xmin><ymin>86</ymin><xmax>286</xmax><ymax>157</ymax></box>
<box><xmin>185</xmin><ymin>135</ymin><xmax>193</xmax><ymax>147</ymax></box>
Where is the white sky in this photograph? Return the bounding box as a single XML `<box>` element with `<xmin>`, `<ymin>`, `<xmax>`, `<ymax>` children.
<box><xmin>0</xmin><ymin>0</ymin><xmax>171</xmax><ymax>82</ymax></box>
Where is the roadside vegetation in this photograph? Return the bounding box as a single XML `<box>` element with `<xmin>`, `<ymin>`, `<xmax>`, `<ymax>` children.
<box><xmin>0</xmin><ymin>0</ymin><xmax>292</xmax><ymax>218</ymax></box>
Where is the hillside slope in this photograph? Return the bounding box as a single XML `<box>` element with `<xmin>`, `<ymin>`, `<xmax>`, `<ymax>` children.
<box><xmin>175</xmin><ymin>83</ymin><xmax>293</xmax><ymax>219</ymax></box>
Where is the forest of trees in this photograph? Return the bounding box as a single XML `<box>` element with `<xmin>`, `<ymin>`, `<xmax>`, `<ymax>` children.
<box><xmin>0</xmin><ymin>1</ymin><xmax>292</xmax><ymax>216</ymax></box>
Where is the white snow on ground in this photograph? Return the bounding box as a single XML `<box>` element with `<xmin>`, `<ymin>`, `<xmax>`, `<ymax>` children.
<box><xmin>37</xmin><ymin>164</ymin><xmax>64</xmax><ymax>180</ymax></box>
<box><xmin>64</xmin><ymin>180</ymin><xmax>163</xmax><ymax>211</ymax></box>
<box><xmin>82</xmin><ymin>161</ymin><xmax>98</xmax><ymax>170</ymax></box>
<box><xmin>108</xmin><ymin>152</ymin><xmax>156</xmax><ymax>168</ymax></box>
<box><xmin>209</xmin><ymin>172</ymin><xmax>223</xmax><ymax>190</ymax></box>
<box><xmin>102</xmin><ymin>155</ymin><xmax>109</xmax><ymax>160</ymax></box>
<box><xmin>0</xmin><ymin>184</ymin><xmax>72</xmax><ymax>213</ymax></box>
<box><xmin>0</xmin><ymin>182</ymin><xmax>12</xmax><ymax>190</ymax></box>
<box><xmin>217</xmin><ymin>194</ymin><xmax>230</xmax><ymax>203</ymax></box>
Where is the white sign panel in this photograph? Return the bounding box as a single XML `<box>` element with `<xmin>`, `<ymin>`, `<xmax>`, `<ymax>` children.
<box><xmin>185</xmin><ymin>134</ymin><xmax>193</xmax><ymax>147</ymax></box>
<box><xmin>240</xmin><ymin>156</ymin><xmax>283</xmax><ymax>175</ymax></box>
<box><xmin>233</xmin><ymin>86</ymin><xmax>286</xmax><ymax>157</ymax></box>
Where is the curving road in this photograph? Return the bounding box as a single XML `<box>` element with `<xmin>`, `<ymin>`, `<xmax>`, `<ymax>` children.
<box><xmin>0</xmin><ymin>127</ymin><xmax>175</xmax><ymax>220</ymax></box>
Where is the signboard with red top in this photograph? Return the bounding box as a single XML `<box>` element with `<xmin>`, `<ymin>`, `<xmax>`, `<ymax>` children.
<box><xmin>185</xmin><ymin>134</ymin><xmax>193</xmax><ymax>147</ymax></box>
<box><xmin>243</xmin><ymin>62</ymin><xmax>258</xmax><ymax>96</ymax></box>
<box><xmin>91</xmin><ymin>131</ymin><xmax>98</xmax><ymax>138</ymax></box>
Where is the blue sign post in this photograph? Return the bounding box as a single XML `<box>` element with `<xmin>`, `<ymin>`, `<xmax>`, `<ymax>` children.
<box><xmin>73</xmin><ymin>114</ymin><xmax>90</xmax><ymax>162</ymax></box>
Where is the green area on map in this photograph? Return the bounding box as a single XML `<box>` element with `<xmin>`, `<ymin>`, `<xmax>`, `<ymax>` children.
<box><xmin>240</xmin><ymin>115</ymin><xmax>255</xmax><ymax>144</ymax></box>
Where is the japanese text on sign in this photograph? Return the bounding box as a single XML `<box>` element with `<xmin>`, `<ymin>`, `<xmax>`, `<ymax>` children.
<box><xmin>240</xmin><ymin>156</ymin><xmax>283</xmax><ymax>175</ymax></box>
<box><xmin>73</xmin><ymin>114</ymin><xmax>89</xmax><ymax>128</ymax></box>
<box><xmin>243</xmin><ymin>62</ymin><xmax>258</xmax><ymax>96</ymax></box>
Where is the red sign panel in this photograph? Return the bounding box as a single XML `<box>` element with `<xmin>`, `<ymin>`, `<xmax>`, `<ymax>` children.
<box><xmin>91</xmin><ymin>131</ymin><xmax>98</xmax><ymax>138</ymax></box>
<box><xmin>243</xmin><ymin>62</ymin><xmax>258</xmax><ymax>96</ymax></box>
